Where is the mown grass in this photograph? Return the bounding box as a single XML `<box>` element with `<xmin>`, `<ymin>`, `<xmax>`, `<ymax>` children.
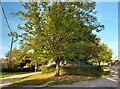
<box><xmin>0</xmin><ymin>72</ymin><xmax>29</xmax><ymax>78</ymax></box>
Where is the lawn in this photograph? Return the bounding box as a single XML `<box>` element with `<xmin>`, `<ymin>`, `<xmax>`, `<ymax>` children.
<box><xmin>11</xmin><ymin>72</ymin><xmax>96</xmax><ymax>85</ymax></box>
<box><xmin>0</xmin><ymin>72</ymin><xmax>29</xmax><ymax>78</ymax></box>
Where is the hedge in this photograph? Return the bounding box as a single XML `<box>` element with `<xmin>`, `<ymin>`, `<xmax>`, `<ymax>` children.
<box><xmin>61</xmin><ymin>65</ymin><xmax>110</xmax><ymax>77</ymax></box>
<box><xmin>2</xmin><ymin>68</ymin><xmax>35</xmax><ymax>72</ymax></box>
<box><xmin>37</xmin><ymin>64</ymin><xmax>56</xmax><ymax>73</ymax></box>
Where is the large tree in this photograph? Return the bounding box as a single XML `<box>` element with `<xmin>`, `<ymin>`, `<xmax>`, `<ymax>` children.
<box><xmin>18</xmin><ymin>2</ymin><xmax>104</xmax><ymax>76</ymax></box>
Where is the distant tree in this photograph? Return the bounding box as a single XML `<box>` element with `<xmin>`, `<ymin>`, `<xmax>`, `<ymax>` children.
<box><xmin>96</xmin><ymin>43</ymin><xmax>113</xmax><ymax>66</ymax></box>
<box><xmin>114</xmin><ymin>59</ymin><xmax>120</xmax><ymax>65</ymax></box>
<box><xmin>5</xmin><ymin>47</ymin><xmax>32</xmax><ymax>68</ymax></box>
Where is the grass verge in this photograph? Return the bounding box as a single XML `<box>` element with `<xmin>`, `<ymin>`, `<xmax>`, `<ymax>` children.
<box><xmin>0</xmin><ymin>72</ymin><xmax>29</xmax><ymax>78</ymax></box>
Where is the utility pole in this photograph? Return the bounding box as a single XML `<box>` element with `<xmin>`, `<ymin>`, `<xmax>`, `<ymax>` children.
<box><xmin>7</xmin><ymin>32</ymin><xmax>18</xmax><ymax>71</ymax></box>
<box><xmin>8</xmin><ymin>36</ymin><xmax>14</xmax><ymax>70</ymax></box>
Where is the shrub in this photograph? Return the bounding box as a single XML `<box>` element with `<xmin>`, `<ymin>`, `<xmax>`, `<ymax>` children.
<box><xmin>49</xmin><ymin>64</ymin><xmax>56</xmax><ymax>68</ymax></box>
<box><xmin>39</xmin><ymin>66</ymin><xmax>55</xmax><ymax>73</ymax></box>
<box><xmin>2</xmin><ymin>67</ymin><xmax>34</xmax><ymax>72</ymax></box>
<box><xmin>61</xmin><ymin>65</ymin><xmax>109</xmax><ymax>77</ymax></box>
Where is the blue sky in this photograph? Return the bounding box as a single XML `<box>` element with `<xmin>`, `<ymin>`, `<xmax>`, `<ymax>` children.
<box><xmin>95</xmin><ymin>2</ymin><xmax>118</xmax><ymax>58</ymax></box>
<box><xmin>0</xmin><ymin>2</ymin><xmax>118</xmax><ymax>58</ymax></box>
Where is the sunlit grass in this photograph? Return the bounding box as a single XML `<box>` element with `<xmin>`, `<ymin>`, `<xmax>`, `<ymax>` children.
<box><xmin>103</xmin><ymin>68</ymin><xmax>109</xmax><ymax>71</ymax></box>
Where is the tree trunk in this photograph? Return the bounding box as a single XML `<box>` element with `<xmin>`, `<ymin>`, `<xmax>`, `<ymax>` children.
<box><xmin>98</xmin><ymin>62</ymin><xmax>101</xmax><ymax>66</ymax></box>
<box><xmin>55</xmin><ymin>60</ymin><xmax>60</xmax><ymax>76</ymax></box>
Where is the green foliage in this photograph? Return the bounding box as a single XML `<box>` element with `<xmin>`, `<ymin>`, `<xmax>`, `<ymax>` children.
<box><xmin>17</xmin><ymin>2</ymin><xmax>106</xmax><ymax>75</ymax></box>
<box><xmin>38</xmin><ymin>66</ymin><xmax>55</xmax><ymax>73</ymax></box>
<box><xmin>114</xmin><ymin>60</ymin><xmax>120</xmax><ymax>65</ymax></box>
<box><xmin>9</xmin><ymin>48</ymin><xmax>32</xmax><ymax>68</ymax></box>
<box><xmin>2</xmin><ymin>68</ymin><xmax>34</xmax><ymax>72</ymax></box>
<box><xmin>49</xmin><ymin>64</ymin><xmax>56</xmax><ymax>68</ymax></box>
<box><xmin>8</xmin><ymin>31</ymin><xmax>19</xmax><ymax>42</ymax></box>
<box><xmin>61</xmin><ymin>66</ymin><xmax>110</xmax><ymax>77</ymax></box>
<box><xmin>95</xmin><ymin>43</ymin><xmax>113</xmax><ymax>65</ymax></box>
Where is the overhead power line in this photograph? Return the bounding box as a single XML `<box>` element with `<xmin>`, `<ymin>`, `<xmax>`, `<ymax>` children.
<box><xmin>0</xmin><ymin>1</ymin><xmax>12</xmax><ymax>32</ymax></box>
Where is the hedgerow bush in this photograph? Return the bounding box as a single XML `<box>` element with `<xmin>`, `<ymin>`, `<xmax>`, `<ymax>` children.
<box><xmin>2</xmin><ymin>67</ymin><xmax>34</xmax><ymax>72</ymax></box>
<box><xmin>38</xmin><ymin>64</ymin><xmax>56</xmax><ymax>73</ymax></box>
<box><xmin>61</xmin><ymin>65</ymin><xmax>110</xmax><ymax>77</ymax></box>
